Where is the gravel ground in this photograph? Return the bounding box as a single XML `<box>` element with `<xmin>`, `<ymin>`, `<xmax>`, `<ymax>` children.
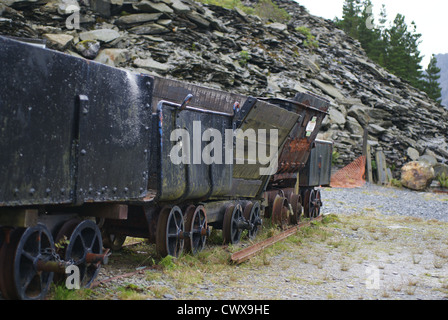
<box><xmin>79</xmin><ymin>183</ymin><xmax>448</xmax><ymax>301</ymax></box>
<box><xmin>322</xmin><ymin>183</ymin><xmax>448</xmax><ymax>222</ymax></box>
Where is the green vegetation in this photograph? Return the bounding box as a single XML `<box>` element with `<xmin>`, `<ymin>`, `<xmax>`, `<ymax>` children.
<box><xmin>253</xmin><ymin>0</ymin><xmax>290</xmax><ymax>23</ymax></box>
<box><xmin>422</xmin><ymin>54</ymin><xmax>443</xmax><ymax>104</ymax></box>
<box><xmin>335</xmin><ymin>0</ymin><xmax>443</xmax><ymax>101</ymax></box>
<box><xmin>295</xmin><ymin>26</ymin><xmax>319</xmax><ymax>49</ymax></box>
<box><xmin>437</xmin><ymin>173</ymin><xmax>448</xmax><ymax>188</ymax></box>
<box><xmin>194</xmin><ymin>0</ymin><xmax>254</xmax><ymax>14</ymax></box>
<box><xmin>238</xmin><ymin>50</ymin><xmax>251</xmax><ymax>66</ymax></box>
<box><xmin>331</xmin><ymin>150</ymin><xmax>340</xmax><ymax>166</ymax></box>
<box><xmin>195</xmin><ymin>0</ymin><xmax>290</xmax><ymax>23</ymax></box>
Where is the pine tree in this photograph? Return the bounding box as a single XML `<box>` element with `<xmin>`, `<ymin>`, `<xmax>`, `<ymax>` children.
<box><xmin>357</xmin><ymin>0</ymin><xmax>385</xmax><ymax>65</ymax></box>
<box><xmin>422</xmin><ymin>54</ymin><xmax>443</xmax><ymax>103</ymax></box>
<box><xmin>335</xmin><ymin>3</ymin><xmax>425</xmax><ymax>91</ymax></box>
<box><xmin>337</xmin><ymin>0</ymin><xmax>362</xmax><ymax>38</ymax></box>
<box><xmin>381</xmin><ymin>14</ymin><xmax>424</xmax><ymax>89</ymax></box>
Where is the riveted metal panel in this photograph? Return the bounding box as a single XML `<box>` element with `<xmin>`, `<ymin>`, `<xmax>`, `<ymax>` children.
<box><xmin>157</xmin><ymin>101</ymin><xmax>233</xmax><ymax>202</ymax></box>
<box><xmin>0</xmin><ymin>36</ymin><xmax>152</xmax><ymax>206</ymax></box>
<box><xmin>75</xmin><ymin>65</ymin><xmax>153</xmax><ymax>203</ymax></box>
<box><xmin>0</xmin><ymin>36</ymin><xmax>80</xmax><ymax>206</ymax></box>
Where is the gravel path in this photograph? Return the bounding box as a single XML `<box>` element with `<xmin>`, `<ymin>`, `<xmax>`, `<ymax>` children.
<box><xmin>322</xmin><ymin>183</ymin><xmax>448</xmax><ymax>222</ymax></box>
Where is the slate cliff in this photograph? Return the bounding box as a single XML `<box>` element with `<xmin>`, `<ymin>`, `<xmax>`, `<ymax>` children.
<box><xmin>1</xmin><ymin>0</ymin><xmax>447</xmax><ymax>173</ymax></box>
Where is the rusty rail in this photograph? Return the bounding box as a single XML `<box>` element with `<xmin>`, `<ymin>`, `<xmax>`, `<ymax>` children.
<box><xmin>230</xmin><ymin>216</ymin><xmax>323</xmax><ymax>264</ymax></box>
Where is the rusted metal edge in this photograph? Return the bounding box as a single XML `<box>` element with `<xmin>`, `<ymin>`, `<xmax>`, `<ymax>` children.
<box><xmin>230</xmin><ymin>216</ymin><xmax>323</xmax><ymax>265</ymax></box>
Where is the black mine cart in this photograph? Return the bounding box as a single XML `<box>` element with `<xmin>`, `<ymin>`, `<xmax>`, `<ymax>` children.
<box><xmin>0</xmin><ymin>36</ymin><xmax>332</xmax><ymax>300</ymax></box>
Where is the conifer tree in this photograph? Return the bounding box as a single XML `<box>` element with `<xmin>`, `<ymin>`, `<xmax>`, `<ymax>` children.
<box><xmin>337</xmin><ymin>0</ymin><xmax>362</xmax><ymax>38</ymax></box>
<box><xmin>422</xmin><ymin>54</ymin><xmax>443</xmax><ymax>104</ymax></box>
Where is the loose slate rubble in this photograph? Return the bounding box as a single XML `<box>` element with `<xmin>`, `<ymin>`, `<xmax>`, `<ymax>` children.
<box><xmin>1</xmin><ymin>0</ymin><xmax>447</xmax><ymax>177</ymax></box>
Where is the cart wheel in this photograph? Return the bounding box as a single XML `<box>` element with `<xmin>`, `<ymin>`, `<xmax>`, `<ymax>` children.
<box><xmin>55</xmin><ymin>219</ymin><xmax>104</xmax><ymax>288</ymax></box>
<box><xmin>0</xmin><ymin>224</ymin><xmax>55</xmax><ymax>300</ymax></box>
<box><xmin>184</xmin><ymin>205</ymin><xmax>208</xmax><ymax>255</ymax></box>
<box><xmin>156</xmin><ymin>206</ymin><xmax>185</xmax><ymax>257</ymax></box>
<box><xmin>312</xmin><ymin>189</ymin><xmax>322</xmax><ymax>218</ymax></box>
<box><xmin>243</xmin><ymin>202</ymin><xmax>262</xmax><ymax>240</ymax></box>
<box><xmin>303</xmin><ymin>189</ymin><xmax>312</xmax><ymax>218</ymax></box>
<box><xmin>272</xmin><ymin>195</ymin><xmax>289</xmax><ymax>229</ymax></box>
<box><xmin>102</xmin><ymin>232</ymin><xmax>127</xmax><ymax>251</ymax></box>
<box><xmin>222</xmin><ymin>204</ymin><xmax>243</xmax><ymax>244</ymax></box>
<box><xmin>289</xmin><ymin>193</ymin><xmax>301</xmax><ymax>225</ymax></box>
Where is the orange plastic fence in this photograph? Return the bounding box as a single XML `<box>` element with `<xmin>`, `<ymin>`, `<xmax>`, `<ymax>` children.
<box><xmin>330</xmin><ymin>156</ymin><xmax>366</xmax><ymax>188</ymax></box>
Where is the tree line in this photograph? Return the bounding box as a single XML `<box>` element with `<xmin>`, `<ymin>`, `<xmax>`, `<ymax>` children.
<box><xmin>335</xmin><ymin>0</ymin><xmax>442</xmax><ymax>104</ymax></box>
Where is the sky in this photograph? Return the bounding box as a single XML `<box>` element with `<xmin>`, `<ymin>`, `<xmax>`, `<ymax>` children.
<box><xmin>294</xmin><ymin>0</ymin><xmax>448</xmax><ymax>68</ymax></box>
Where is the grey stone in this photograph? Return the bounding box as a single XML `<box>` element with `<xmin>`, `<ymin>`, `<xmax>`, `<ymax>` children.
<box><xmin>345</xmin><ymin>116</ymin><xmax>363</xmax><ymax>136</ymax></box>
<box><xmin>406</xmin><ymin>147</ymin><xmax>419</xmax><ymax>161</ymax></box>
<box><xmin>267</xmin><ymin>22</ymin><xmax>288</xmax><ymax>32</ymax></box>
<box><xmin>132</xmin><ymin>1</ymin><xmax>174</xmax><ymax>13</ymax></box>
<box><xmin>116</xmin><ymin>13</ymin><xmax>163</xmax><ymax>25</ymax></box>
<box><xmin>43</xmin><ymin>33</ymin><xmax>73</xmax><ymax>50</ymax></box>
<box><xmin>418</xmin><ymin>155</ymin><xmax>437</xmax><ymax>167</ymax></box>
<box><xmin>75</xmin><ymin>40</ymin><xmax>100</xmax><ymax>59</ymax></box>
<box><xmin>170</xmin><ymin>0</ymin><xmax>190</xmax><ymax>12</ymax></box>
<box><xmin>433</xmin><ymin>163</ymin><xmax>448</xmax><ymax>178</ymax></box>
<box><xmin>94</xmin><ymin>48</ymin><xmax>129</xmax><ymax>67</ymax></box>
<box><xmin>79</xmin><ymin>29</ymin><xmax>120</xmax><ymax>42</ymax></box>
<box><xmin>328</xmin><ymin>108</ymin><xmax>346</xmax><ymax>126</ymax></box>
<box><xmin>134</xmin><ymin>57</ymin><xmax>170</xmax><ymax>72</ymax></box>
<box><xmin>129</xmin><ymin>23</ymin><xmax>170</xmax><ymax>35</ymax></box>
<box><xmin>311</xmin><ymin>79</ymin><xmax>344</xmax><ymax>100</ymax></box>
<box><xmin>368</xmin><ymin>124</ymin><xmax>387</xmax><ymax>136</ymax></box>
<box><xmin>347</xmin><ymin>105</ymin><xmax>370</xmax><ymax>127</ymax></box>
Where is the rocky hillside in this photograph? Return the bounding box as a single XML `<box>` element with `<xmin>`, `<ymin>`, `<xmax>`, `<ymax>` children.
<box><xmin>1</xmin><ymin>0</ymin><xmax>447</xmax><ymax>173</ymax></box>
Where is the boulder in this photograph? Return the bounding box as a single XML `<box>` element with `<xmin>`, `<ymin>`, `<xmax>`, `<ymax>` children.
<box><xmin>75</xmin><ymin>40</ymin><xmax>100</xmax><ymax>59</ymax></box>
<box><xmin>94</xmin><ymin>48</ymin><xmax>129</xmax><ymax>67</ymax></box>
<box><xmin>400</xmin><ymin>161</ymin><xmax>435</xmax><ymax>191</ymax></box>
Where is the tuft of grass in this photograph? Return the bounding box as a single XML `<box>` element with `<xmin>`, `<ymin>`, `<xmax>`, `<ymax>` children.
<box><xmin>194</xmin><ymin>0</ymin><xmax>254</xmax><ymax>15</ymax></box>
<box><xmin>295</xmin><ymin>26</ymin><xmax>319</xmax><ymax>49</ymax></box>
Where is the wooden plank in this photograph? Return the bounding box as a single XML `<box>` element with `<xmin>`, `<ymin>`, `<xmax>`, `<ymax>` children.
<box><xmin>375</xmin><ymin>150</ymin><xmax>388</xmax><ymax>185</ymax></box>
<box><xmin>362</xmin><ymin>128</ymin><xmax>373</xmax><ymax>183</ymax></box>
<box><xmin>81</xmin><ymin>204</ymin><xmax>128</xmax><ymax>220</ymax></box>
<box><xmin>366</xmin><ymin>143</ymin><xmax>373</xmax><ymax>183</ymax></box>
<box><xmin>230</xmin><ymin>216</ymin><xmax>323</xmax><ymax>264</ymax></box>
<box><xmin>0</xmin><ymin>209</ymin><xmax>38</xmax><ymax>227</ymax></box>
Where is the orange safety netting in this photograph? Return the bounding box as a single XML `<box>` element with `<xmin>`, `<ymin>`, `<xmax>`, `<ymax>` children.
<box><xmin>330</xmin><ymin>155</ymin><xmax>366</xmax><ymax>188</ymax></box>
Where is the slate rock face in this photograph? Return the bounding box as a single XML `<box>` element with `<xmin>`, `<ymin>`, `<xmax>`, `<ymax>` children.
<box><xmin>1</xmin><ymin>0</ymin><xmax>447</xmax><ymax>176</ymax></box>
